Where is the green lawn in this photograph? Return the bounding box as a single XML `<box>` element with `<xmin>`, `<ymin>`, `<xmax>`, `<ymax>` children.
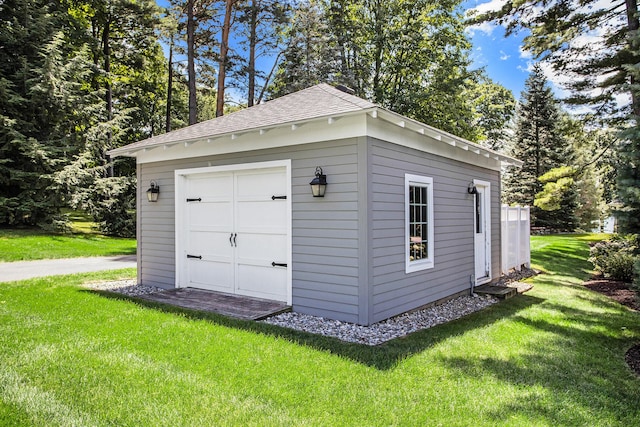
<box><xmin>1</xmin><ymin>236</ymin><xmax>639</xmax><ymax>426</ymax></box>
<box><xmin>0</xmin><ymin>229</ymin><xmax>136</xmax><ymax>262</ymax></box>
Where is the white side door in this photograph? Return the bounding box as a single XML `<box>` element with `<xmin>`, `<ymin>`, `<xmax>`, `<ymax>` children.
<box><xmin>474</xmin><ymin>180</ymin><xmax>492</xmax><ymax>285</ymax></box>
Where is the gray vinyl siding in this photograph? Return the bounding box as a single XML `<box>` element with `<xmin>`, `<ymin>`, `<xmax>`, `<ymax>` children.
<box><xmin>138</xmin><ymin>138</ymin><xmax>364</xmax><ymax>323</ymax></box>
<box><xmin>368</xmin><ymin>138</ymin><xmax>500</xmax><ymax>323</ymax></box>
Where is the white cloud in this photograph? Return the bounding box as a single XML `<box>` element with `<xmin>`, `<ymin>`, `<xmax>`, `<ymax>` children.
<box><xmin>499</xmin><ymin>50</ymin><xmax>510</xmax><ymax>60</ymax></box>
<box><xmin>467</xmin><ymin>0</ymin><xmax>508</xmax><ymax>15</ymax></box>
<box><xmin>519</xmin><ymin>45</ymin><xmax>533</xmax><ymax>59</ymax></box>
<box><xmin>517</xmin><ymin>63</ymin><xmax>532</xmax><ymax>73</ymax></box>
<box><xmin>465</xmin><ymin>21</ymin><xmax>498</xmax><ymax>37</ymax></box>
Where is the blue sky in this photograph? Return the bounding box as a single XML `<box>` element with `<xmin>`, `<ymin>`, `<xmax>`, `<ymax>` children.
<box><xmin>157</xmin><ymin>0</ymin><xmax>532</xmax><ymax>101</ymax></box>
<box><xmin>463</xmin><ymin>0</ymin><xmax>531</xmax><ymax>99</ymax></box>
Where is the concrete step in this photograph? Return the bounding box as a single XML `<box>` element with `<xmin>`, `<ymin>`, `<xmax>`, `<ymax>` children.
<box><xmin>474</xmin><ymin>285</ymin><xmax>518</xmax><ymax>299</ymax></box>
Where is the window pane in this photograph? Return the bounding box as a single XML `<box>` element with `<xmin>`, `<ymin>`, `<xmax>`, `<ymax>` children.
<box><xmin>408</xmin><ymin>184</ymin><xmax>429</xmax><ymax>262</ymax></box>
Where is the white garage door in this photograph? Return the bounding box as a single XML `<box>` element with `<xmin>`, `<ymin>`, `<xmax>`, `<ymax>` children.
<box><xmin>176</xmin><ymin>162</ymin><xmax>291</xmax><ymax>303</ymax></box>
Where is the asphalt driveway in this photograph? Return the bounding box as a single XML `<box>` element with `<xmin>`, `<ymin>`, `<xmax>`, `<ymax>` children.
<box><xmin>0</xmin><ymin>255</ymin><xmax>137</xmax><ymax>282</ymax></box>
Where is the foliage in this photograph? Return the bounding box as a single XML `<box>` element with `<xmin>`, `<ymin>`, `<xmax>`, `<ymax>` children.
<box><xmin>271</xmin><ymin>0</ymin><xmax>513</xmax><ymax>142</ymax></box>
<box><xmin>0</xmin><ymin>1</ymin><xmax>76</xmax><ymax>227</ymax></box>
<box><xmin>0</xmin><ymin>0</ymin><xmax>166</xmax><ymax>233</ymax></box>
<box><xmin>614</xmin><ymin>27</ymin><xmax>640</xmax><ymax>235</ymax></box>
<box><xmin>467</xmin><ymin>0</ymin><xmax>638</xmax><ymax>123</ymax></box>
<box><xmin>1</xmin><ymin>236</ymin><xmax>639</xmax><ymax>425</ymax></box>
<box><xmin>534</xmin><ymin>166</ymin><xmax>576</xmax><ymax>212</ymax></box>
<box><xmin>471</xmin><ymin>75</ymin><xmax>516</xmax><ymax>151</ymax></box>
<box><xmin>269</xmin><ymin>1</ymin><xmax>340</xmax><ymax>97</ymax></box>
<box><xmin>503</xmin><ymin>64</ymin><xmax>577</xmax><ymax>230</ymax></box>
<box><xmin>559</xmin><ymin>116</ymin><xmax>616</xmax><ymax>231</ymax></box>
<box><xmin>83</xmin><ymin>176</ymin><xmax>137</xmax><ymax>238</ymax></box>
<box><xmin>467</xmin><ymin>0</ymin><xmax>639</xmax><ymax>233</ymax></box>
<box><xmin>589</xmin><ymin>235</ymin><xmax>640</xmax><ymax>282</ymax></box>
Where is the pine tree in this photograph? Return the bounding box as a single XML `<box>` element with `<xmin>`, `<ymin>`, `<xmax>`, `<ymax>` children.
<box><xmin>269</xmin><ymin>1</ymin><xmax>340</xmax><ymax>97</ymax></box>
<box><xmin>503</xmin><ymin>64</ymin><xmax>577</xmax><ymax>230</ymax></box>
<box><xmin>0</xmin><ymin>0</ymin><xmax>72</xmax><ymax>227</ymax></box>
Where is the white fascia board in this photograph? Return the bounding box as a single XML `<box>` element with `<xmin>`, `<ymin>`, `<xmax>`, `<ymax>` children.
<box><xmin>133</xmin><ymin>113</ymin><xmax>369</xmax><ymax>164</ymax></box>
<box><xmin>370</xmin><ymin>109</ymin><xmax>522</xmax><ymax>169</ymax></box>
<box><xmin>366</xmin><ymin>113</ymin><xmax>504</xmax><ymax>172</ymax></box>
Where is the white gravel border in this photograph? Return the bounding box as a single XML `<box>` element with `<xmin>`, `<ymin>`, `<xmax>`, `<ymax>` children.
<box><xmin>261</xmin><ymin>294</ymin><xmax>499</xmax><ymax>345</ymax></box>
<box><xmin>83</xmin><ymin>279</ymin><xmax>163</xmax><ymax>297</ymax></box>
<box><xmin>85</xmin><ymin>269</ymin><xmax>536</xmax><ymax>346</ymax></box>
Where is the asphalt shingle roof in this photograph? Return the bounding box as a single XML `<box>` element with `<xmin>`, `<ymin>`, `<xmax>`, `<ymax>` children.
<box><xmin>110</xmin><ymin>84</ymin><xmax>376</xmax><ymax>154</ymax></box>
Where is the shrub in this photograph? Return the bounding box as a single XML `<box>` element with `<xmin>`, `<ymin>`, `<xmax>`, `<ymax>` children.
<box><xmin>589</xmin><ymin>234</ymin><xmax>639</xmax><ymax>282</ymax></box>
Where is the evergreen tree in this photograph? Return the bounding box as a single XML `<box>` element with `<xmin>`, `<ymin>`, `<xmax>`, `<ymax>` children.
<box><xmin>616</xmin><ymin>29</ymin><xmax>640</xmax><ymax>234</ymax></box>
<box><xmin>0</xmin><ymin>0</ymin><xmax>76</xmax><ymax>227</ymax></box>
<box><xmin>271</xmin><ymin>0</ymin><xmax>493</xmax><ymax>142</ymax></box>
<box><xmin>269</xmin><ymin>1</ymin><xmax>340</xmax><ymax>97</ymax></box>
<box><xmin>468</xmin><ymin>0</ymin><xmax>639</xmax><ymax>122</ymax></box>
<box><xmin>503</xmin><ymin>64</ymin><xmax>577</xmax><ymax>230</ymax></box>
<box><xmin>471</xmin><ymin>74</ymin><xmax>516</xmax><ymax>152</ymax></box>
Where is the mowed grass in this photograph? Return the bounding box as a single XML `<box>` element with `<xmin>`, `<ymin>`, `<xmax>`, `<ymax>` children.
<box><xmin>0</xmin><ymin>229</ymin><xmax>136</xmax><ymax>262</ymax></box>
<box><xmin>1</xmin><ymin>236</ymin><xmax>639</xmax><ymax>426</ymax></box>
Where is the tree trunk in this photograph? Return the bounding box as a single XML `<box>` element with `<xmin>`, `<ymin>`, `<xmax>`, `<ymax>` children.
<box><xmin>102</xmin><ymin>18</ymin><xmax>113</xmax><ymax>178</ymax></box>
<box><xmin>372</xmin><ymin>0</ymin><xmax>384</xmax><ymax>103</ymax></box>
<box><xmin>166</xmin><ymin>42</ymin><xmax>173</xmax><ymax>132</ymax></box>
<box><xmin>187</xmin><ymin>0</ymin><xmax>197</xmax><ymax>125</ymax></box>
<box><xmin>217</xmin><ymin>0</ymin><xmax>235</xmax><ymax>117</ymax></box>
<box><xmin>626</xmin><ymin>0</ymin><xmax>640</xmax><ymax>118</ymax></box>
<box><xmin>247</xmin><ymin>0</ymin><xmax>257</xmax><ymax>107</ymax></box>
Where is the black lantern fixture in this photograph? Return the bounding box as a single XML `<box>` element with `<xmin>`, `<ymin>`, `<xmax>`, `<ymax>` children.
<box><xmin>467</xmin><ymin>182</ymin><xmax>477</xmax><ymax>195</ymax></box>
<box><xmin>147</xmin><ymin>180</ymin><xmax>160</xmax><ymax>202</ymax></box>
<box><xmin>309</xmin><ymin>166</ymin><xmax>327</xmax><ymax>197</ymax></box>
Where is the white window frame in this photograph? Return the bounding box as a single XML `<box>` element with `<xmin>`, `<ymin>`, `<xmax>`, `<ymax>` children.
<box><xmin>405</xmin><ymin>174</ymin><xmax>434</xmax><ymax>273</ymax></box>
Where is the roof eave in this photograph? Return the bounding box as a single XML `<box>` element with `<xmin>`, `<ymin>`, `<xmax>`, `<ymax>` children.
<box><xmin>371</xmin><ymin>108</ymin><xmax>523</xmax><ymax>168</ymax></box>
<box><xmin>107</xmin><ymin>107</ymin><xmax>379</xmax><ymax>158</ymax></box>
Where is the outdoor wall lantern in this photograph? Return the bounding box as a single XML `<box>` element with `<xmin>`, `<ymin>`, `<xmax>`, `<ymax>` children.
<box><xmin>467</xmin><ymin>182</ymin><xmax>478</xmax><ymax>195</ymax></box>
<box><xmin>146</xmin><ymin>180</ymin><xmax>160</xmax><ymax>202</ymax></box>
<box><xmin>309</xmin><ymin>166</ymin><xmax>327</xmax><ymax>197</ymax></box>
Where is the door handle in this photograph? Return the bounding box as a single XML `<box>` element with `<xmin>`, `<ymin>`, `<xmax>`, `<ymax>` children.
<box><xmin>233</xmin><ymin>233</ymin><xmax>237</xmax><ymax>247</ymax></box>
<box><xmin>229</xmin><ymin>233</ymin><xmax>233</xmax><ymax>246</ymax></box>
<box><xmin>187</xmin><ymin>254</ymin><xmax>202</xmax><ymax>259</ymax></box>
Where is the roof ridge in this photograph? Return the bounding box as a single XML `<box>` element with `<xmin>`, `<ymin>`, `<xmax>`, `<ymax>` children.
<box><xmin>316</xmin><ymin>83</ymin><xmax>377</xmax><ymax>109</ymax></box>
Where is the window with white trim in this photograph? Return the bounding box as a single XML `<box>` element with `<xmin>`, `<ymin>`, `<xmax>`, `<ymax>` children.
<box><xmin>405</xmin><ymin>174</ymin><xmax>434</xmax><ymax>273</ymax></box>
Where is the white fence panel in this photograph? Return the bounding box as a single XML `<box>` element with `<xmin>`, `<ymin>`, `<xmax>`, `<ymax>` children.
<box><xmin>501</xmin><ymin>205</ymin><xmax>531</xmax><ymax>275</ymax></box>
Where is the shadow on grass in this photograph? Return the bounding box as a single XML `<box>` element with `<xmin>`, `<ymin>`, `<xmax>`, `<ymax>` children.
<box><xmin>87</xmin><ymin>289</ymin><xmax>544</xmax><ymax>370</ymax></box>
<box><xmin>439</xmin><ymin>301</ymin><xmax>640</xmax><ymax>426</ymax></box>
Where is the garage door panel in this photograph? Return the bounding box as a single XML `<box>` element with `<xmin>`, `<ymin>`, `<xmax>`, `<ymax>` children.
<box><xmin>236</xmin><ymin>200</ymin><xmax>287</xmax><ymax>231</ymax></box>
<box><xmin>188</xmin><ymin>231</ymin><xmax>232</xmax><ymax>256</ymax></box>
<box><xmin>188</xmin><ymin>259</ymin><xmax>233</xmax><ymax>292</ymax></box>
<box><xmin>236</xmin><ymin>233</ymin><xmax>287</xmax><ymax>262</ymax></box>
<box><xmin>236</xmin><ymin>169</ymin><xmax>286</xmax><ymax>198</ymax></box>
<box><xmin>188</xmin><ymin>173</ymin><xmax>233</xmax><ymax>199</ymax></box>
<box><xmin>189</xmin><ymin>202</ymin><xmax>233</xmax><ymax>229</ymax></box>
<box><xmin>236</xmin><ymin>263</ymin><xmax>288</xmax><ymax>300</ymax></box>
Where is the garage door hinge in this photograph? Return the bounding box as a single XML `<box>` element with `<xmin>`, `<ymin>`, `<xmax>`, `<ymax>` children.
<box><xmin>271</xmin><ymin>195</ymin><xmax>287</xmax><ymax>200</ymax></box>
<box><xmin>271</xmin><ymin>262</ymin><xmax>287</xmax><ymax>268</ymax></box>
<box><xmin>186</xmin><ymin>197</ymin><xmax>202</xmax><ymax>202</ymax></box>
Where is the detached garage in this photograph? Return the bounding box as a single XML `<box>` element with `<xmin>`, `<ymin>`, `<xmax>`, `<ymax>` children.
<box><xmin>108</xmin><ymin>84</ymin><xmax>521</xmax><ymax>326</ymax></box>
